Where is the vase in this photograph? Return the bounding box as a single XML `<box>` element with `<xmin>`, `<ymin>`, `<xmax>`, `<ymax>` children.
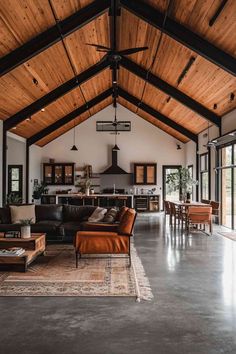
<box><xmin>21</xmin><ymin>226</ymin><xmax>31</xmax><ymax>239</ymax></box>
<box><xmin>85</xmin><ymin>188</ymin><xmax>90</xmax><ymax>196</ymax></box>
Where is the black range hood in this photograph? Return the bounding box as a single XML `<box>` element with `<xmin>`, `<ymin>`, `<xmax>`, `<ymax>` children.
<box><xmin>102</xmin><ymin>148</ymin><xmax>128</xmax><ymax>174</ymax></box>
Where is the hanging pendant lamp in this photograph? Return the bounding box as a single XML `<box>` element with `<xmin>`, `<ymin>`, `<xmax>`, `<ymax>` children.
<box><xmin>70</xmin><ymin>120</ymin><xmax>78</xmax><ymax>151</ymax></box>
<box><xmin>112</xmin><ymin>106</ymin><xmax>120</xmax><ymax>151</ymax></box>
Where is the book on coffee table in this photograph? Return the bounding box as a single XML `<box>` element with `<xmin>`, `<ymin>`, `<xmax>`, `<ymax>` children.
<box><xmin>0</xmin><ymin>247</ymin><xmax>25</xmax><ymax>257</ymax></box>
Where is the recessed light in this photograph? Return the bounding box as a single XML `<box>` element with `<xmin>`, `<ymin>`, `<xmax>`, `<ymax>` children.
<box><xmin>26</xmin><ymin>117</ymin><xmax>31</xmax><ymax>121</ymax></box>
<box><xmin>12</xmin><ymin>127</ymin><xmax>17</xmax><ymax>130</ymax></box>
<box><xmin>41</xmin><ymin>108</ymin><xmax>45</xmax><ymax>112</ymax></box>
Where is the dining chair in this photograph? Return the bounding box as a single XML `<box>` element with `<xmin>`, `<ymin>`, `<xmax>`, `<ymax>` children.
<box><xmin>201</xmin><ymin>199</ymin><xmax>211</xmax><ymax>204</ymax></box>
<box><xmin>164</xmin><ymin>200</ymin><xmax>171</xmax><ymax>224</ymax></box>
<box><xmin>210</xmin><ymin>201</ymin><xmax>220</xmax><ymax>224</ymax></box>
<box><xmin>169</xmin><ymin>202</ymin><xmax>181</xmax><ymax>227</ymax></box>
<box><xmin>187</xmin><ymin>206</ymin><xmax>212</xmax><ymax>234</ymax></box>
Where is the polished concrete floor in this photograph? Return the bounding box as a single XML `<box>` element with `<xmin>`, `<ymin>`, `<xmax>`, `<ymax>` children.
<box><xmin>0</xmin><ymin>214</ymin><xmax>236</xmax><ymax>354</ymax></box>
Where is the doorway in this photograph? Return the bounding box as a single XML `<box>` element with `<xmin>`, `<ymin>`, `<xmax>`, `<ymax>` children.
<box><xmin>162</xmin><ymin>165</ymin><xmax>181</xmax><ymax>203</ymax></box>
<box><xmin>8</xmin><ymin>165</ymin><xmax>23</xmax><ymax>201</ymax></box>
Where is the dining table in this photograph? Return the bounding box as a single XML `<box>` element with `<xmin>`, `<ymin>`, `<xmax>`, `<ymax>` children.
<box><xmin>170</xmin><ymin>201</ymin><xmax>211</xmax><ymax>230</ymax></box>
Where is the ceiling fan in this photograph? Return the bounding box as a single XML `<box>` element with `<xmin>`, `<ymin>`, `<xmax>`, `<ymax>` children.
<box><xmin>96</xmin><ymin>105</ymin><xmax>131</xmax><ymax>132</ymax></box>
<box><xmin>86</xmin><ymin>43</ymin><xmax>148</xmax><ymax>64</ymax></box>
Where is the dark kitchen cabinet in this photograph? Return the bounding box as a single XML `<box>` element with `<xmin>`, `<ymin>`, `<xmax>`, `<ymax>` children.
<box><xmin>43</xmin><ymin>163</ymin><xmax>75</xmax><ymax>185</ymax></box>
<box><xmin>133</xmin><ymin>163</ymin><xmax>157</xmax><ymax>185</ymax></box>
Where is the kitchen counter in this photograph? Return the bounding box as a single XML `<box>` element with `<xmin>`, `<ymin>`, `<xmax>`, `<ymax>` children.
<box><xmin>41</xmin><ymin>193</ymin><xmax>160</xmax><ymax>211</ymax></box>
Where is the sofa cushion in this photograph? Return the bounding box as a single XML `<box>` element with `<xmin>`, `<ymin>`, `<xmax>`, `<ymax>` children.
<box><xmin>88</xmin><ymin>207</ymin><xmax>107</xmax><ymax>222</ymax></box>
<box><xmin>10</xmin><ymin>205</ymin><xmax>36</xmax><ymax>224</ymax></box>
<box><xmin>0</xmin><ymin>207</ymin><xmax>11</xmax><ymax>224</ymax></box>
<box><xmin>115</xmin><ymin>206</ymin><xmax>129</xmax><ymax>222</ymax></box>
<box><xmin>63</xmin><ymin>205</ymin><xmax>96</xmax><ymax>222</ymax></box>
<box><xmin>81</xmin><ymin>221</ymin><xmax>118</xmax><ymax>233</ymax></box>
<box><xmin>118</xmin><ymin>209</ymin><xmax>136</xmax><ymax>236</ymax></box>
<box><xmin>103</xmin><ymin>208</ymin><xmax>118</xmax><ymax>223</ymax></box>
<box><xmin>60</xmin><ymin>222</ymin><xmax>82</xmax><ymax>236</ymax></box>
<box><xmin>35</xmin><ymin>204</ymin><xmax>63</xmax><ymax>222</ymax></box>
<box><xmin>0</xmin><ymin>223</ymin><xmax>21</xmax><ymax>232</ymax></box>
<box><xmin>31</xmin><ymin>220</ymin><xmax>62</xmax><ymax>235</ymax></box>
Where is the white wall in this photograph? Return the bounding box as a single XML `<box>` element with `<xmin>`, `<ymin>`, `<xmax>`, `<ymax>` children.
<box><xmin>41</xmin><ymin>104</ymin><xmax>186</xmax><ymax>205</ymax></box>
<box><xmin>0</xmin><ymin>121</ymin><xmax>3</xmax><ymax>206</ymax></box>
<box><xmin>222</xmin><ymin>108</ymin><xmax>236</xmax><ymax>135</ymax></box>
<box><xmin>184</xmin><ymin>140</ymin><xmax>197</xmax><ymax>200</ymax></box>
<box><xmin>29</xmin><ymin>145</ymin><xmax>43</xmax><ymax>202</ymax></box>
<box><xmin>7</xmin><ymin>134</ymin><xmax>26</xmax><ymax>202</ymax></box>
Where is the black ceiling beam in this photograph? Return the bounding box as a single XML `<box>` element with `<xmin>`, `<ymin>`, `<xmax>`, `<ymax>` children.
<box><xmin>120</xmin><ymin>0</ymin><xmax>236</xmax><ymax>77</ymax></box>
<box><xmin>28</xmin><ymin>88</ymin><xmax>113</xmax><ymax>146</ymax></box>
<box><xmin>4</xmin><ymin>60</ymin><xmax>109</xmax><ymax>131</ymax></box>
<box><xmin>118</xmin><ymin>87</ymin><xmax>198</xmax><ymax>143</ymax></box>
<box><xmin>121</xmin><ymin>57</ymin><xmax>221</xmax><ymax>128</ymax></box>
<box><xmin>0</xmin><ymin>0</ymin><xmax>110</xmax><ymax>77</ymax></box>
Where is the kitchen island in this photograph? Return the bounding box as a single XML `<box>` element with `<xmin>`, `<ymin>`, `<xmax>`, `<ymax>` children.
<box><xmin>41</xmin><ymin>193</ymin><xmax>160</xmax><ymax>212</ymax></box>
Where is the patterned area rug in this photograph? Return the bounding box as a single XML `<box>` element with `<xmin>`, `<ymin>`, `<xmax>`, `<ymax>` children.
<box><xmin>218</xmin><ymin>232</ymin><xmax>236</xmax><ymax>241</ymax></box>
<box><xmin>0</xmin><ymin>244</ymin><xmax>153</xmax><ymax>301</ymax></box>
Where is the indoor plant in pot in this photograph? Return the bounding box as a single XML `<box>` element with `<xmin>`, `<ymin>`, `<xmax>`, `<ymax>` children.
<box><xmin>20</xmin><ymin>219</ymin><xmax>33</xmax><ymax>239</ymax></box>
<box><xmin>166</xmin><ymin>167</ymin><xmax>198</xmax><ymax>202</ymax></box>
<box><xmin>32</xmin><ymin>182</ymin><xmax>47</xmax><ymax>204</ymax></box>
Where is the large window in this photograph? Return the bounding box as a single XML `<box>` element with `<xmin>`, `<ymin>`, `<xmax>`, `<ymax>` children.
<box><xmin>220</xmin><ymin>144</ymin><xmax>236</xmax><ymax>229</ymax></box>
<box><xmin>200</xmin><ymin>153</ymin><xmax>209</xmax><ymax>200</ymax></box>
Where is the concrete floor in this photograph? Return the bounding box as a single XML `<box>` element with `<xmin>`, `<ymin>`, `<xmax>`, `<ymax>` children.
<box><xmin>0</xmin><ymin>214</ymin><xmax>236</xmax><ymax>354</ymax></box>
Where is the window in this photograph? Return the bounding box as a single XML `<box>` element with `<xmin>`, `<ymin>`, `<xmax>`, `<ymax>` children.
<box><xmin>220</xmin><ymin>143</ymin><xmax>236</xmax><ymax>229</ymax></box>
<box><xmin>200</xmin><ymin>153</ymin><xmax>209</xmax><ymax>200</ymax></box>
<box><xmin>8</xmin><ymin>165</ymin><xmax>23</xmax><ymax>200</ymax></box>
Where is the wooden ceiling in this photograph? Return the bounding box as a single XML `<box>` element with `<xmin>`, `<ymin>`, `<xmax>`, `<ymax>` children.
<box><xmin>0</xmin><ymin>0</ymin><xmax>235</xmax><ymax>146</ymax></box>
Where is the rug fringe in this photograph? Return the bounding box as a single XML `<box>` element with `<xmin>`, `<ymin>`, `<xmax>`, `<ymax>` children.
<box><xmin>131</xmin><ymin>244</ymin><xmax>153</xmax><ymax>301</ymax></box>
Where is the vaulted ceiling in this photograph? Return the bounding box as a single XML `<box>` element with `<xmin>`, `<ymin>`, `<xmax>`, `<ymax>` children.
<box><xmin>0</xmin><ymin>0</ymin><xmax>235</xmax><ymax>146</ymax></box>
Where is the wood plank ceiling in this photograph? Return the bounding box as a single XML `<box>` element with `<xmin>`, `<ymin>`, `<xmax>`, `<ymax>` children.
<box><xmin>0</xmin><ymin>0</ymin><xmax>235</xmax><ymax>146</ymax></box>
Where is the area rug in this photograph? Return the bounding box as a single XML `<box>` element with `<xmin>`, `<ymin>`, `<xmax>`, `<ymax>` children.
<box><xmin>0</xmin><ymin>244</ymin><xmax>153</xmax><ymax>301</ymax></box>
<box><xmin>218</xmin><ymin>232</ymin><xmax>236</xmax><ymax>241</ymax></box>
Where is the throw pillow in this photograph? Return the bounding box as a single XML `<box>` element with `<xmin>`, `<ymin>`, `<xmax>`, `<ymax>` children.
<box><xmin>118</xmin><ymin>208</ymin><xmax>136</xmax><ymax>235</ymax></box>
<box><xmin>115</xmin><ymin>206</ymin><xmax>129</xmax><ymax>222</ymax></box>
<box><xmin>103</xmin><ymin>208</ymin><xmax>118</xmax><ymax>223</ymax></box>
<box><xmin>88</xmin><ymin>207</ymin><xmax>107</xmax><ymax>222</ymax></box>
<box><xmin>10</xmin><ymin>205</ymin><xmax>36</xmax><ymax>224</ymax></box>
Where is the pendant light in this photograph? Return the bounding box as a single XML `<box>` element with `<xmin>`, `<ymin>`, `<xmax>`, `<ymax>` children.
<box><xmin>112</xmin><ymin>106</ymin><xmax>120</xmax><ymax>151</ymax></box>
<box><xmin>70</xmin><ymin>119</ymin><xmax>78</xmax><ymax>151</ymax></box>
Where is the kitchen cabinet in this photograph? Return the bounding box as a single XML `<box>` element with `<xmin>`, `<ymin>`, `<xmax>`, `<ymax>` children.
<box><xmin>134</xmin><ymin>195</ymin><xmax>160</xmax><ymax>212</ymax></box>
<box><xmin>43</xmin><ymin>163</ymin><xmax>75</xmax><ymax>185</ymax></box>
<box><xmin>133</xmin><ymin>163</ymin><xmax>157</xmax><ymax>185</ymax></box>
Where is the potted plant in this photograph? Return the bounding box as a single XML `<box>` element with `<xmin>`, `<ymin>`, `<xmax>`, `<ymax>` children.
<box><xmin>166</xmin><ymin>167</ymin><xmax>198</xmax><ymax>202</ymax></box>
<box><xmin>75</xmin><ymin>177</ymin><xmax>91</xmax><ymax>195</ymax></box>
<box><xmin>6</xmin><ymin>193</ymin><xmax>22</xmax><ymax>205</ymax></box>
<box><xmin>32</xmin><ymin>182</ymin><xmax>47</xmax><ymax>203</ymax></box>
<box><xmin>20</xmin><ymin>219</ymin><xmax>33</xmax><ymax>239</ymax></box>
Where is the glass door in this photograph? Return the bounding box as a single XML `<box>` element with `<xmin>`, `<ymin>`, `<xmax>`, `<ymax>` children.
<box><xmin>163</xmin><ymin>165</ymin><xmax>181</xmax><ymax>202</ymax></box>
<box><xmin>220</xmin><ymin>144</ymin><xmax>236</xmax><ymax>229</ymax></box>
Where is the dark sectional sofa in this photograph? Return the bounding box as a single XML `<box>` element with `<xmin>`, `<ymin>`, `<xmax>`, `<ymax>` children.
<box><xmin>0</xmin><ymin>204</ymin><xmax>118</xmax><ymax>243</ymax></box>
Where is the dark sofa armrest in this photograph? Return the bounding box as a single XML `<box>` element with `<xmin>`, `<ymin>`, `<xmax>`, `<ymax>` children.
<box><xmin>81</xmin><ymin>222</ymin><xmax>119</xmax><ymax>233</ymax></box>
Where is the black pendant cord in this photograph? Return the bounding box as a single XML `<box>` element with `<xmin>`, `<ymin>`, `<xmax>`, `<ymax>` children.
<box><xmin>48</xmin><ymin>0</ymin><xmax>91</xmax><ymax>118</ymax></box>
<box><xmin>135</xmin><ymin>0</ymin><xmax>173</xmax><ymax>114</ymax></box>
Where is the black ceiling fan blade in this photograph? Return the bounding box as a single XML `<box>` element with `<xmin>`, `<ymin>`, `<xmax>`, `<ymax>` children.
<box><xmin>117</xmin><ymin>46</ymin><xmax>149</xmax><ymax>56</ymax></box>
<box><xmin>86</xmin><ymin>43</ymin><xmax>111</xmax><ymax>50</ymax></box>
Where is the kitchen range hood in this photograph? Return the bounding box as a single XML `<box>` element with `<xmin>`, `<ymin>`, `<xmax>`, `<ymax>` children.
<box><xmin>102</xmin><ymin>147</ymin><xmax>128</xmax><ymax>174</ymax></box>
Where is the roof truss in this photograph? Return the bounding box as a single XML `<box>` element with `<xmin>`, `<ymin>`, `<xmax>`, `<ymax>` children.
<box><xmin>27</xmin><ymin>88</ymin><xmax>113</xmax><ymax>146</ymax></box>
<box><xmin>118</xmin><ymin>87</ymin><xmax>198</xmax><ymax>143</ymax></box>
<box><xmin>3</xmin><ymin>60</ymin><xmax>110</xmax><ymax>131</ymax></box>
<box><xmin>121</xmin><ymin>57</ymin><xmax>221</xmax><ymax>127</ymax></box>
<box><xmin>120</xmin><ymin>0</ymin><xmax>236</xmax><ymax>77</ymax></box>
<box><xmin>0</xmin><ymin>0</ymin><xmax>110</xmax><ymax>77</ymax></box>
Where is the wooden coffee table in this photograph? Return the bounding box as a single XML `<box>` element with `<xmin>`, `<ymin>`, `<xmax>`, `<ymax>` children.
<box><xmin>0</xmin><ymin>233</ymin><xmax>46</xmax><ymax>272</ymax></box>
